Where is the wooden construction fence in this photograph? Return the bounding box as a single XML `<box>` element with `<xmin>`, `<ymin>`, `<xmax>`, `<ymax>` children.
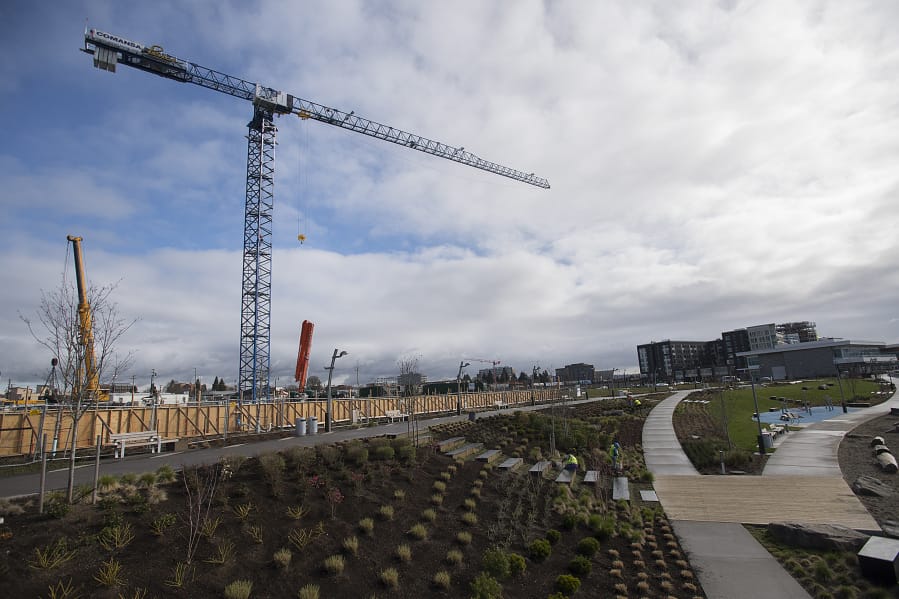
<box><xmin>0</xmin><ymin>388</ymin><xmax>561</xmax><ymax>458</ymax></box>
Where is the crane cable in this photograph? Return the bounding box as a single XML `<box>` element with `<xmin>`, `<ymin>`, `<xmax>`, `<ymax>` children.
<box><xmin>296</xmin><ymin>120</ymin><xmax>308</xmax><ymax>245</ymax></box>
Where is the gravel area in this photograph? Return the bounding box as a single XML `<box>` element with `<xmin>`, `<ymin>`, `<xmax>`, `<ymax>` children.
<box><xmin>838</xmin><ymin>412</ymin><xmax>899</xmax><ymax>532</ymax></box>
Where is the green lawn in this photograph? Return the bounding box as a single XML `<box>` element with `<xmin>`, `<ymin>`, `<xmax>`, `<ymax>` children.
<box><xmin>708</xmin><ymin>378</ymin><xmax>887</xmax><ymax>452</ymax></box>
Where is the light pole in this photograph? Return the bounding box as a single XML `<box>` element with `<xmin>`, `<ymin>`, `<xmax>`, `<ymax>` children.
<box><xmin>740</xmin><ymin>367</ymin><xmax>766</xmax><ymax>456</ymax></box>
<box><xmin>325</xmin><ymin>349</ymin><xmax>348</xmax><ymax>432</ymax></box>
<box><xmin>456</xmin><ymin>361</ymin><xmax>470</xmax><ymax>415</ymax></box>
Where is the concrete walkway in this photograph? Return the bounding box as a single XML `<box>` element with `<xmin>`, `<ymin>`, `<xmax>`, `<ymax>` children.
<box><xmin>642</xmin><ymin>386</ymin><xmax>899</xmax><ymax>599</ymax></box>
<box><xmin>642</xmin><ymin>391</ymin><xmax>699</xmax><ymax>475</ymax></box>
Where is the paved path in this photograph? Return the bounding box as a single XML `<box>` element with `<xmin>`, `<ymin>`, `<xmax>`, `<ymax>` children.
<box><xmin>642</xmin><ymin>386</ymin><xmax>899</xmax><ymax>599</ymax></box>
<box><xmin>642</xmin><ymin>391</ymin><xmax>699</xmax><ymax>475</ymax></box>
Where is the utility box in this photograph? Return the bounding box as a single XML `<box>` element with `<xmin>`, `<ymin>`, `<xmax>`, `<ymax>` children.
<box><xmin>858</xmin><ymin>536</ymin><xmax>899</xmax><ymax>584</ymax></box>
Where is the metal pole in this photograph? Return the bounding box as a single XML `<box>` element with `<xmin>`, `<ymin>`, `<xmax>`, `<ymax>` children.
<box><xmin>750</xmin><ymin>374</ymin><xmax>765</xmax><ymax>455</ymax></box>
<box><xmin>38</xmin><ymin>436</ymin><xmax>48</xmax><ymax>515</ymax></box>
<box><xmin>91</xmin><ymin>435</ymin><xmax>101</xmax><ymax>504</ymax></box>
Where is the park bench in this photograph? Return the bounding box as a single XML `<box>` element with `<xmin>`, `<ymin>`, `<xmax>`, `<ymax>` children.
<box><xmin>476</xmin><ymin>449</ymin><xmax>502</xmax><ymax>464</ymax></box>
<box><xmin>384</xmin><ymin>409</ymin><xmax>408</xmax><ymax>423</ymax></box>
<box><xmin>583</xmin><ymin>470</ymin><xmax>599</xmax><ymax>485</ymax></box>
<box><xmin>555</xmin><ymin>469</ymin><xmax>575</xmax><ymax>484</ymax></box>
<box><xmin>493</xmin><ymin>400</ymin><xmax>506</xmax><ymax>410</ymax></box>
<box><xmin>110</xmin><ymin>430</ymin><xmax>162</xmax><ymax>459</ymax></box>
<box><xmin>498</xmin><ymin>457</ymin><xmax>523</xmax><ymax>471</ymax></box>
<box><xmin>445</xmin><ymin>443</ymin><xmax>483</xmax><ymax>461</ymax></box>
<box><xmin>438</xmin><ymin>437</ymin><xmax>465</xmax><ymax>453</ymax></box>
<box><xmin>529</xmin><ymin>460</ymin><xmax>552</xmax><ymax>476</ymax></box>
<box><xmin>612</xmin><ymin>476</ymin><xmax>629</xmax><ymax>501</ymax></box>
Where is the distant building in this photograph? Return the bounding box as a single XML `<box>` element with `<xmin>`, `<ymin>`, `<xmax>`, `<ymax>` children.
<box><xmin>777</xmin><ymin>321</ymin><xmax>817</xmax><ymax>343</ymax></box>
<box><xmin>747</xmin><ymin>323</ymin><xmax>777</xmax><ymax>351</ymax></box>
<box><xmin>477</xmin><ymin>366</ymin><xmax>514</xmax><ymax>380</ymax></box>
<box><xmin>555</xmin><ymin>363</ymin><xmax>595</xmax><ymax>383</ymax></box>
<box><xmin>637</xmin><ymin>340</ymin><xmax>717</xmax><ymax>383</ymax></box>
<box><xmin>738</xmin><ymin>338</ymin><xmax>896</xmax><ymax>379</ymax></box>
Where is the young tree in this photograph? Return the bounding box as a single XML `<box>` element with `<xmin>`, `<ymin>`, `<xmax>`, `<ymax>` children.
<box><xmin>22</xmin><ymin>280</ymin><xmax>135</xmax><ymax>503</ymax></box>
<box><xmin>397</xmin><ymin>354</ymin><xmax>421</xmax><ymax>397</ymax></box>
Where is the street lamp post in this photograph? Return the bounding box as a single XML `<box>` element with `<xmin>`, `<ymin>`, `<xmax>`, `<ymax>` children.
<box><xmin>742</xmin><ymin>368</ymin><xmax>766</xmax><ymax>456</ymax></box>
<box><xmin>456</xmin><ymin>361</ymin><xmax>470</xmax><ymax>415</ymax></box>
<box><xmin>325</xmin><ymin>349</ymin><xmax>348</xmax><ymax>432</ymax></box>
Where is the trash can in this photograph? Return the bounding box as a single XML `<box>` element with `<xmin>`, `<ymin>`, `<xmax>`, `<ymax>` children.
<box><xmin>468</xmin><ymin>411</ymin><xmax>476</xmax><ymax>422</ymax></box>
<box><xmin>761</xmin><ymin>432</ymin><xmax>773</xmax><ymax>449</ymax></box>
<box><xmin>295</xmin><ymin>418</ymin><xmax>306</xmax><ymax>437</ymax></box>
<box><xmin>307</xmin><ymin>416</ymin><xmax>318</xmax><ymax>435</ymax></box>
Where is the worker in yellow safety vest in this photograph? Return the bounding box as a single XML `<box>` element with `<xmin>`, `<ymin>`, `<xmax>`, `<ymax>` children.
<box><xmin>562</xmin><ymin>453</ymin><xmax>578</xmax><ymax>472</ymax></box>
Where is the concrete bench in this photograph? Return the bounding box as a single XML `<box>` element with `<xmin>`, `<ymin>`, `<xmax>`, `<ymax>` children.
<box><xmin>384</xmin><ymin>409</ymin><xmax>408</xmax><ymax>422</ymax></box>
<box><xmin>612</xmin><ymin>476</ymin><xmax>629</xmax><ymax>501</ymax></box>
<box><xmin>583</xmin><ymin>470</ymin><xmax>599</xmax><ymax>485</ymax></box>
<box><xmin>110</xmin><ymin>430</ymin><xmax>161</xmax><ymax>459</ymax></box>
<box><xmin>438</xmin><ymin>437</ymin><xmax>466</xmax><ymax>453</ymax></box>
<box><xmin>446</xmin><ymin>443</ymin><xmax>483</xmax><ymax>460</ymax></box>
<box><xmin>493</xmin><ymin>401</ymin><xmax>506</xmax><ymax>410</ymax></box>
<box><xmin>498</xmin><ymin>457</ymin><xmax>523</xmax><ymax>470</ymax></box>
<box><xmin>529</xmin><ymin>461</ymin><xmax>552</xmax><ymax>476</ymax></box>
<box><xmin>476</xmin><ymin>449</ymin><xmax>502</xmax><ymax>464</ymax></box>
<box><xmin>555</xmin><ymin>469</ymin><xmax>575</xmax><ymax>484</ymax></box>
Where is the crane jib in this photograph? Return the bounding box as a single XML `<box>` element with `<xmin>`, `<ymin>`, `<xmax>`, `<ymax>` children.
<box><xmin>83</xmin><ymin>28</ymin><xmax>549</xmax><ymax>189</ymax></box>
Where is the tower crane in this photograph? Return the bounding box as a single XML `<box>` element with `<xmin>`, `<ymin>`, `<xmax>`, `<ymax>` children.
<box><xmin>82</xmin><ymin>28</ymin><xmax>549</xmax><ymax>406</ymax></box>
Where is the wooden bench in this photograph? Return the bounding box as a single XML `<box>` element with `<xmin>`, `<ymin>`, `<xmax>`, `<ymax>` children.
<box><xmin>583</xmin><ymin>470</ymin><xmax>599</xmax><ymax>485</ymax></box>
<box><xmin>612</xmin><ymin>476</ymin><xmax>630</xmax><ymax>501</ymax></box>
<box><xmin>110</xmin><ymin>430</ymin><xmax>161</xmax><ymax>459</ymax></box>
<box><xmin>529</xmin><ymin>461</ymin><xmax>551</xmax><ymax>476</ymax></box>
<box><xmin>476</xmin><ymin>449</ymin><xmax>502</xmax><ymax>464</ymax></box>
<box><xmin>445</xmin><ymin>443</ymin><xmax>483</xmax><ymax>460</ymax></box>
<box><xmin>498</xmin><ymin>457</ymin><xmax>523</xmax><ymax>470</ymax></box>
<box><xmin>384</xmin><ymin>409</ymin><xmax>408</xmax><ymax>422</ymax></box>
<box><xmin>438</xmin><ymin>437</ymin><xmax>466</xmax><ymax>453</ymax></box>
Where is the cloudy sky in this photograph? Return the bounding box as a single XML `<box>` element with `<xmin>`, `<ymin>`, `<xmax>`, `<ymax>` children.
<box><xmin>2</xmin><ymin>0</ymin><xmax>897</xmax><ymax>390</ymax></box>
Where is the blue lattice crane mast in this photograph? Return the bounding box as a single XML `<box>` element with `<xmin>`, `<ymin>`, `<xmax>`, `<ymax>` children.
<box><xmin>82</xmin><ymin>28</ymin><xmax>550</xmax><ymax>408</ymax></box>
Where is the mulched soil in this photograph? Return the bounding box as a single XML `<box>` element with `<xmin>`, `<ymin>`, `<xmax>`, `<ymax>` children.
<box><xmin>837</xmin><ymin>412</ymin><xmax>899</xmax><ymax>533</ymax></box>
<box><xmin>0</xmin><ymin>403</ymin><xmax>706</xmax><ymax>598</ymax></box>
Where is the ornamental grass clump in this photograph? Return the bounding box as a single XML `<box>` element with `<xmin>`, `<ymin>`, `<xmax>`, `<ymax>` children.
<box><xmin>379</xmin><ymin>567</ymin><xmax>399</xmax><ymax>589</ymax></box>
<box><xmin>378</xmin><ymin>504</ymin><xmax>395</xmax><ymax>520</ymax></box>
<box><xmin>94</xmin><ymin>558</ymin><xmax>126</xmax><ymax>587</ymax></box>
<box><xmin>432</xmin><ymin>570</ymin><xmax>451</xmax><ymax>589</ymax></box>
<box><xmin>273</xmin><ymin>547</ymin><xmax>292</xmax><ymax>569</ymax></box>
<box><xmin>297</xmin><ymin>584</ymin><xmax>320</xmax><ymax>599</ymax></box>
<box><xmin>421</xmin><ymin>508</ymin><xmax>437</xmax><ymax>522</ymax></box>
<box><xmin>433</xmin><ymin>480</ymin><xmax>447</xmax><ymax>493</ymax></box>
<box><xmin>342</xmin><ymin>536</ymin><xmax>359</xmax><ymax>556</ymax></box>
<box><xmin>456</xmin><ymin>531</ymin><xmax>473</xmax><ymax>545</ymax></box>
<box><xmin>223</xmin><ymin>579</ymin><xmax>252</xmax><ymax>599</ymax></box>
<box><xmin>446</xmin><ymin>549</ymin><xmax>464</xmax><ymax>566</ymax></box>
<box><xmin>408</xmin><ymin>523</ymin><xmax>428</xmax><ymax>540</ymax></box>
<box><xmin>358</xmin><ymin>517</ymin><xmax>375</xmax><ymax>536</ymax></box>
<box><xmin>323</xmin><ymin>555</ymin><xmax>345</xmax><ymax>576</ymax></box>
<box><xmin>395</xmin><ymin>543</ymin><xmax>412</xmax><ymax>562</ymax></box>
<box><xmin>461</xmin><ymin>512</ymin><xmax>478</xmax><ymax>526</ymax></box>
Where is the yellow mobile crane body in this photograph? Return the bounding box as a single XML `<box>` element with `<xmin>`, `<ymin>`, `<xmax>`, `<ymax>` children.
<box><xmin>67</xmin><ymin>235</ymin><xmax>103</xmax><ymax>401</ymax></box>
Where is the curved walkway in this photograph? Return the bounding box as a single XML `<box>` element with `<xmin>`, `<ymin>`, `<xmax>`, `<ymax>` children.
<box><xmin>643</xmin><ymin>387</ymin><xmax>899</xmax><ymax>599</ymax></box>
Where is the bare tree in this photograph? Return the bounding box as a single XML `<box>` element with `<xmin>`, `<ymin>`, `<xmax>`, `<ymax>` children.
<box><xmin>22</xmin><ymin>280</ymin><xmax>136</xmax><ymax>502</ymax></box>
<box><xmin>397</xmin><ymin>354</ymin><xmax>421</xmax><ymax>397</ymax></box>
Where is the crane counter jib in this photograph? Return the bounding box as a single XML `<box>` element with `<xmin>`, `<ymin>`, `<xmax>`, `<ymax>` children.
<box><xmin>82</xmin><ymin>28</ymin><xmax>550</xmax><ymax>189</ymax></box>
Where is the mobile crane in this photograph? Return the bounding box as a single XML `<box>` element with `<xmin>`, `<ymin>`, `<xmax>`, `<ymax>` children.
<box><xmin>82</xmin><ymin>28</ymin><xmax>549</xmax><ymax>406</ymax></box>
<box><xmin>67</xmin><ymin>235</ymin><xmax>103</xmax><ymax>401</ymax></box>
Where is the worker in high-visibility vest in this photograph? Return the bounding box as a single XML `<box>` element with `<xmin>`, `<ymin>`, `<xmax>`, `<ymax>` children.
<box><xmin>562</xmin><ymin>453</ymin><xmax>578</xmax><ymax>472</ymax></box>
<box><xmin>609</xmin><ymin>440</ymin><xmax>622</xmax><ymax>470</ymax></box>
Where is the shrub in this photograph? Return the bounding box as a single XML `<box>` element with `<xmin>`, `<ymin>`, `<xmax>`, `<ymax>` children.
<box><xmin>509</xmin><ymin>552</ymin><xmax>526</xmax><ymax>576</ymax></box>
<box><xmin>29</xmin><ymin>537</ymin><xmax>77</xmax><ymax>569</ymax></box>
<box><xmin>408</xmin><ymin>523</ymin><xmax>428</xmax><ymax>540</ymax></box>
<box><xmin>546</xmin><ymin>529</ymin><xmax>562</xmax><ymax>544</ymax></box>
<box><xmin>286</xmin><ymin>505</ymin><xmax>308</xmax><ymax>520</ymax></box>
<box><xmin>150</xmin><ymin>513</ymin><xmax>177</xmax><ymax>537</ymax></box>
<box><xmin>342</xmin><ymin>536</ymin><xmax>359</xmax><ymax>556</ymax></box>
<box><xmin>297</xmin><ymin>584</ymin><xmax>320</xmax><ymax>599</ymax></box>
<box><xmin>45</xmin><ymin>495</ymin><xmax>70</xmax><ymax>519</ymax></box>
<box><xmin>813</xmin><ymin>559</ymin><xmax>832</xmax><ymax>583</ymax></box>
<box><xmin>576</xmin><ymin>536</ymin><xmax>600</xmax><ymax>557</ymax></box>
<box><xmin>373</xmin><ymin>445</ymin><xmax>395</xmax><ymax>461</ymax></box>
<box><xmin>446</xmin><ymin>549</ymin><xmax>464</xmax><ymax>565</ymax></box>
<box><xmin>155</xmin><ymin>464</ymin><xmax>176</xmax><ymax>483</ymax></box>
<box><xmin>529</xmin><ymin>538</ymin><xmax>552</xmax><ymax>561</ymax></box>
<box><xmin>358</xmin><ymin>518</ymin><xmax>375</xmax><ymax>535</ymax></box>
<box><xmin>560</xmin><ymin>513</ymin><xmax>577</xmax><ymax>531</ymax></box>
<box><xmin>98</xmin><ymin>522</ymin><xmax>135</xmax><ymax>552</ymax></box>
<box><xmin>379</xmin><ymin>567</ymin><xmax>399</xmax><ymax>589</ymax></box>
<box><xmin>345</xmin><ymin>443</ymin><xmax>368</xmax><ymax>466</ymax></box>
<box><xmin>461</xmin><ymin>512</ymin><xmax>478</xmax><ymax>526</ymax></box>
<box><xmin>273</xmin><ymin>547</ymin><xmax>292</xmax><ymax>569</ymax></box>
<box><xmin>234</xmin><ymin>502</ymin><xmax>254</xmax><ymax>520</ymax></box>
<box><xmin>456</xmin><ymin>531</ymin><xmax>473</xmax><ymax>545</ymax></box>
<box><xmin>588</xmin><ymin>514</ymin><xmax>615</xmax><ymax>540</ymax></box>
<box><xmin>378</xmin><ymin>505</ymin><xmax>395</xmax><ymax>520</ymax></box>
<box><xmin>223</xmin><ymin>579</ymin><xmax>252</xmax><ymax>599</ymax></box>
<box><xmin>395</xmin><ymin>444</ymin><xmax>416</xmax><ymax>462</ymax></box>
<box><xmin>138</xmin><ymin>472</ymin><xmax>157</xmax><ymax>487</ymax></box>
<box><xmin>205</xmin><ymin>540</ymin><xmax>236</xmax><ymax>564</ymax></box>
<box><xmin>322</xmin><ymin>554</ymin><xmax>345</xmax><ymax>575</ymax></box>
<box><xmin>93</xmin><ymin>558</ymin><xmax>126</xmax><ymax>587</ymax></box>
<box><xmin>98</xmin><ymin>474</ymin><xmax>119</xmax><ymax>490</ymax></box>
<box><xmin>319</xmin><ymin>445</ymin><xmax>341</xmax><ymax>466</ymax></box>
<box><xmin>120</xmin><ymin>473</ymin><xmax>138</xmax><ymax>485</ymax></box>
<box><xmin>555</xmin><ymin>574</ymin><xmax>581</xmax><ymax>595</ymax></box>
<box><xmin>569</xmin><ymin>555</ymin><xmax>592</xmax><ymax>576</ymax></box>
<box><xmin>470</xmin><ymin>572</ymin><xmax>502</xmax><ymax>599</ymax></box>
<box><xmin>433</xmin><ymin>570</ymin><xmax>451</xmax><ymax>589</ymax></box>
<box><xmin>482</xmin><ymin>547</ymin><xmax>511</xmax><ymax>579</ymax></box>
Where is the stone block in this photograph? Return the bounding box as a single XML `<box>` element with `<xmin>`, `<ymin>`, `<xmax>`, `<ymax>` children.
<box><xmin>768</xmin><ymin>521</ymin><xmax>869</xmax><ymax>552</ymax></box>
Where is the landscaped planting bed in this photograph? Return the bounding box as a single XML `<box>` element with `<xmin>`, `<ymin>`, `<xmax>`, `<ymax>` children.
<box><xmin>1</xmin><ymin>404</ymin><xmax>705</xmax><ymax>598</ymax></box>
